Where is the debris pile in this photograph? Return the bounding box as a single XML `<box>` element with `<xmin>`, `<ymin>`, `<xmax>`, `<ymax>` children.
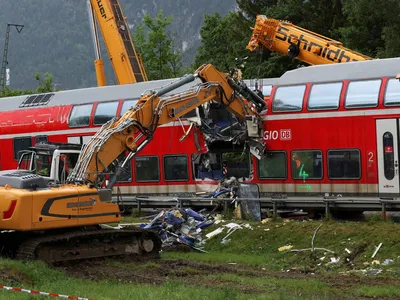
<box><xmin>139</xmin><ymin>208</ymin><xmax>214</xmax><ymax>252</ymax></box>
<box><xmin>138</xmin><ymin>208</ymin><xmax>254</xmax><ymax>252</ymax></box>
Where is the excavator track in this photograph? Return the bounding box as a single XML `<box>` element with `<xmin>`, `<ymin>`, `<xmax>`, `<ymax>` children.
<box><xmin>15</xmin><ymin>228</ymin><xmax>161</xmax><ymax>264</ymax></box>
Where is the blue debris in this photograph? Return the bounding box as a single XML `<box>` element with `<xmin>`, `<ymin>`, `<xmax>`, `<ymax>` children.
<box><xmin>141</xmin><ymin>207</ymin><xmax>212</xmax><ymax>251</ymax></box>
<box><xmin>186</xmin><ymin>208</ymin><xmax>205</xmax><ymax>222</ymax></box>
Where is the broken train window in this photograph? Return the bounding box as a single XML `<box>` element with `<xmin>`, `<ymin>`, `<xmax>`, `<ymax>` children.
<box><xmin>222</xmin><ymin>152</ymin><xmax>250</xmax><ymax>179</ymax></box>
<box><xmin>192</xmin><ymin>153</ymin><xmax>223</xmax><ymax>180</ymax></box>
<box><xmin>201</xmin><ymin>102</ymin><xmax>242</xmax><ymax>138</ymax></box>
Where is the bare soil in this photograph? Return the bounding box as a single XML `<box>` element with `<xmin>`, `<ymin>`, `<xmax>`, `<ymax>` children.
<box><xmin>54</xmin><ymin>257</ymin><xmax>400</xmax><ymax>297</ymax></box>
<box><xmin>0</xmin><ymin>267</ymin><xmax>33</xmax><ymax>286</ymax></box>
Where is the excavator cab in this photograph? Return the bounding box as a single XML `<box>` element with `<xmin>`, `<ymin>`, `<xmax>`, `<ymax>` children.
<box><xmin>18</xmin><ymin>142</ymin><xmax>81</xmax><ymax>184</ymax></box>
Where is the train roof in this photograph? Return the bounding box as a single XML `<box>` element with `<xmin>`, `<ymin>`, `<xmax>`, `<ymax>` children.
<box><xmin>0</xmin><ymin>77</ymin><xmax>183</xmax><ymax>112</ymax></box>
<box><xmin>0</xmin><ymin>76</ymin><xmax>276</xmax><ymax>113</ymax></box>
<box><xmin>3</xmin><ymin>57</ymin><xmax>398</xmax><ymax>113</ymax></box>
<box><xmin>276</xmin><ymin>57</ymin><xmax>400</xmax><ymax>86</ymax></box>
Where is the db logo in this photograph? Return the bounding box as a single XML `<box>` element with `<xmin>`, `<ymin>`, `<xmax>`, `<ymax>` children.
<box><xmin>280</xmin><ymin>129</ymin><xmax>291</xmax><ymax>141</ymax></box>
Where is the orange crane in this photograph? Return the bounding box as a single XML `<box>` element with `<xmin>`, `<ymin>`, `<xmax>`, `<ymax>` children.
<box><xmin>87</xmin><ymin>0</ymin><xmax>147</xmax><ymax>86</ymax></box>
<box><xmin>247</xmin><ymin>15</ymin><xmax>371</xmax><ymax>65</ymax></box>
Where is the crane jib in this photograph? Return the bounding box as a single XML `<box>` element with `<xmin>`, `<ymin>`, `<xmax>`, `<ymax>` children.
<box><xmin>96</xmin><ymin>0</ymin><xmax>107</xmax><ymax>19</ymax></box>
<box><xmin>275</xmin><ymin>26</ymin><xmax>359</xmax><ymax>63</ymax></box>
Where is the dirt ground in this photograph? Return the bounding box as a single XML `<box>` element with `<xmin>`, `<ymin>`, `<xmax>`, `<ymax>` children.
<box><xmin>55</xmin><ymin>257</ymin><xmax>400</xmax><ymax>296</ymax></box>
<box><xmin>56</xmin><ymin>258</ymin><xmax>266</xmax><ymax>293</ymax></box>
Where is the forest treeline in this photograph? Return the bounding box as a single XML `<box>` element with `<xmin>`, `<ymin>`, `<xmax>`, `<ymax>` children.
<box><xmin>194</xmin><ymin>0</ymin><xmax>400</xmax><ymax>80</ymax></box>
<box><xmin>2</xmin><ymin>0</ymin><xmax>400</xmax><ymax>96</ymax></box>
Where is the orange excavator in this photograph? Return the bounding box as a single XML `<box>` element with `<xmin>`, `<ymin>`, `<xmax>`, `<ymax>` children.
<box><xmin>247</xmin><ymin>15</ymin><xmax>371</xmax><ymax>65</ymax></box>
<box><xmin>87</xmin><ymin>0</ymin><xmax>148</xmax><ymax>86</ymax></box>
<box><xmin>0</xmin><ymin>64</ymin><xmax>265</xmax><ymax>264</ymax></box>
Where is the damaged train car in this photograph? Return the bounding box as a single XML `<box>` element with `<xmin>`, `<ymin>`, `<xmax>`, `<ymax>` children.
<box><xmin>0</xmin><ymin>76</ymin><xmax>273</xmax><ymax>199</ymax></box>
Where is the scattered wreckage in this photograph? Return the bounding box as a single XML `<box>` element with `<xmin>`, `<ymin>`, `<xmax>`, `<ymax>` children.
<box><xmin>137</xmin><ymin>206</ymin><xmax>253</xmax><ymax>252</ymax></box>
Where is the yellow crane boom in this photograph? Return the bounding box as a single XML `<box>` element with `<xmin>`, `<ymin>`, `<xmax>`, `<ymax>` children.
<box><xmin>247</xmin><ymin>15</ymin><xmax>371</xmax><ymax>65</ymax></box>
<box><xmin>88</xmin><ymin>0</ymin><xmax>148</xmax><ymax>86</ymax></box>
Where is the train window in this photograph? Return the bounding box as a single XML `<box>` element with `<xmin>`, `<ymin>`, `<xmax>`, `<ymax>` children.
<box><xmin>272</xmin><ymin>85</ymin><xmax>306</xmax><ymax>112</ymax></box>
<box><xmin>291</xmin><ymin>150</ymin><xmax>322</xmax><ymax>180</ymax></box>
<box><xmin>258</xmin><ymin>151</ymin><xmax>287</xmax><ymax>179</ymax></box>
<box><xmin>192</xmin><ymin>153</ymin><xmax>222</xmax><ymax>180</ymax></box>
<box><xmin>116</xmin><ymin>163</ymin><xmax>132</xmax><ymax>183</ymax></box>
<box><xmin>135</xmin><ymin>156</ymin><xmax>160</xmax><ymax>182</ymax></box>
<box><xmin>328</xmin><ymin>149</ymin><xmax>361</xmax><ymax>179</ymax></box>
<box><xmin>222</xmin><ymin>152</ymin><xmax>250</xmax><ymax>179</ymax></box>
<box><xmin>262</xmin><ymin>85</ymin><xmax>273</xmax><ymax>97</ymax></box>
<box><xmin>36</xmin><ymin>135</ymin><xmax>48</xmax><ymax>144</ymax></box>
<box><xmin>163</xmin><ymin>155</ymin><xmax>189</xmax><ymax>181</ymax></box>
<box><xmin>308</xmin><ymin>82</ymin><xmax>342</xmax><ymax>110</ymax></box>
<box><xmin>94</xmin><ymin>101</ymin><xmax>119</xmax><ymax>126</ymax></box>
<box><xmin>120</xmin><ymin>99</ymin><xmax>139</xmax><ymax>116</ymax></box>
<box><xmin>384</xmin><ymin>78</ymin><xmax>400</xmax><ymax>106</ymax></box>
<box><xmin>345</xmin><ymin>79</ymin><xmax>381</xmax><ymax>108</ymax></box>
<box><xmin>383</xmin><ymin>132</ymin><xmax>395</xmax><ymax>180</ymax></box>
<box><xmin>13</xmin><ymin>137</ymin><xmax>32</xmax><ymax>160</ymax></box>
<box><xmin>103</xmin><ymin>152</ymin><xmax>132</xmax><ymax>183</ymax></box>
<box><xmin>69</xmin><ymin>104</ymin><xmax>93</xmax><ymax>127</ymax></box>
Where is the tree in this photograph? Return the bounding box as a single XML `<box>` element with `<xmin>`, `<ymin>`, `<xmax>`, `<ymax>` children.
<box><xmin>132</xmin><ymin>10</ymin><xmax>183</xmax><ymax>80</ymax></box>
<box><xmin>0</xmin><ymin>87</ymin><xmax>33</xmax><ymax>97</ymax></box>
<box><xmin>194</xmin><ymin>11</ymin><xmax>298</xmax><ymax>79</ymax></box>
<box><xmin>0</xmin><ymin>72</ymin><xmax>57</xmax><ymax>98</ymax></box>
<box><xmin>34</xmin><ymin>72</ymin><xmax>56</xmax><ymax>93</ymax></box>
<box><xmin>338</xmin><ymin>0</ymin><xmax>400</xmax><ymax>58</ymax></box>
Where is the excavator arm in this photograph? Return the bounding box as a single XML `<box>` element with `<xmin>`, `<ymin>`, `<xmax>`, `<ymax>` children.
<box><xmin>67</xmin><ymin>64</ymin><xmax>266</xmax><ymax>185</ymax></box>
<box><xmin>88</xmin><ymin>0</ymin><xmax>148</xmax><ymax>85</ymax></box>
<box><xmin>247</xmin><ymin>15</ymin><xmax>371</xmax><ymax>65</ymax></box>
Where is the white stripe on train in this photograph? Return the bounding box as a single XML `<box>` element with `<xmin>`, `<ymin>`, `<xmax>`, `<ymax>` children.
<box><xmin>0</xmin><ymin>121</ymin><xmax>191</xmax><ymax>140</ymax></box>
<box><xmin>262</xmin><ymin>107</ymin><xmax>400</xmax><ymax>121</ymax></box>
<box><xmin>114</xmin><ymin>183</ymin><xmax>378</xmax><ymax>194</ymax></box>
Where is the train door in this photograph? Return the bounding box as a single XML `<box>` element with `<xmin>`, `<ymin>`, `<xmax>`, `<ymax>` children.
<box><xmin>376</xmin><ymin>119</ymin><xmax>400</xmax><ymax>195</ymax></box>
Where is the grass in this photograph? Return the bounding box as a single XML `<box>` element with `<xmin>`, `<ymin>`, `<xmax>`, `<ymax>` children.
<box><xmin>355</xmin><ymin>285</ymin><xmax>400</xmax><ymax>298</ymax></box>
<box><xmin>0</xmin><ymin>259</ymin><xmax>247</xmax><ymax>300</ymax></box>
<box><xmin>0</xmin><ymin>218</ymin><xmax>400</xmax><ymax>299</ymax></box>
<box><xmin>206</xmin><ymin>273</ymin><xmax>341</xmax><ymax>299</ymax></box>
<box><xmin>196</xmin><ymin>219</ymin><xmax>400</xmax><ymax>271</ymax></box>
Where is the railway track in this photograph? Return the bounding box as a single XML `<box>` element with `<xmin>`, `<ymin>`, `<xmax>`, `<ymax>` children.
<box><xmin>114</xmin><ymin>196</ymin><xmax>400</xmax><ymax>217</ymax></box>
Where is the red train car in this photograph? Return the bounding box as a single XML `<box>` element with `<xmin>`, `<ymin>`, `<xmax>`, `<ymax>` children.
<box><xmin>251</xmin><ymin>57</ymin><xmax>400</xmax><ymax>198</ymax></box>
<box><xmin>0</xmin><ymin>77</ymin><xmax>268</xmax><ymax>197</ymax></box>
<box><xmin>2</xmin><ymin>57</ymin><xmax>400</xmax><ymax>201</ymax></box>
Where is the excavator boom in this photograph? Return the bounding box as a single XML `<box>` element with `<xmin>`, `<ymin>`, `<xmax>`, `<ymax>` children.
<box><xmin>0</xmin><ymin>64</ymin><xmax>265</xmax><ymax>264</ymax></box>
<box><xmin>247</xmin><ymin>15</ymin><xmax>371</xmax><ymax>65</ymax></box>
<box><xmin>68</xmin><ymin>64</ymin><xmax>266</xmax><ymax>185</ymax></box>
